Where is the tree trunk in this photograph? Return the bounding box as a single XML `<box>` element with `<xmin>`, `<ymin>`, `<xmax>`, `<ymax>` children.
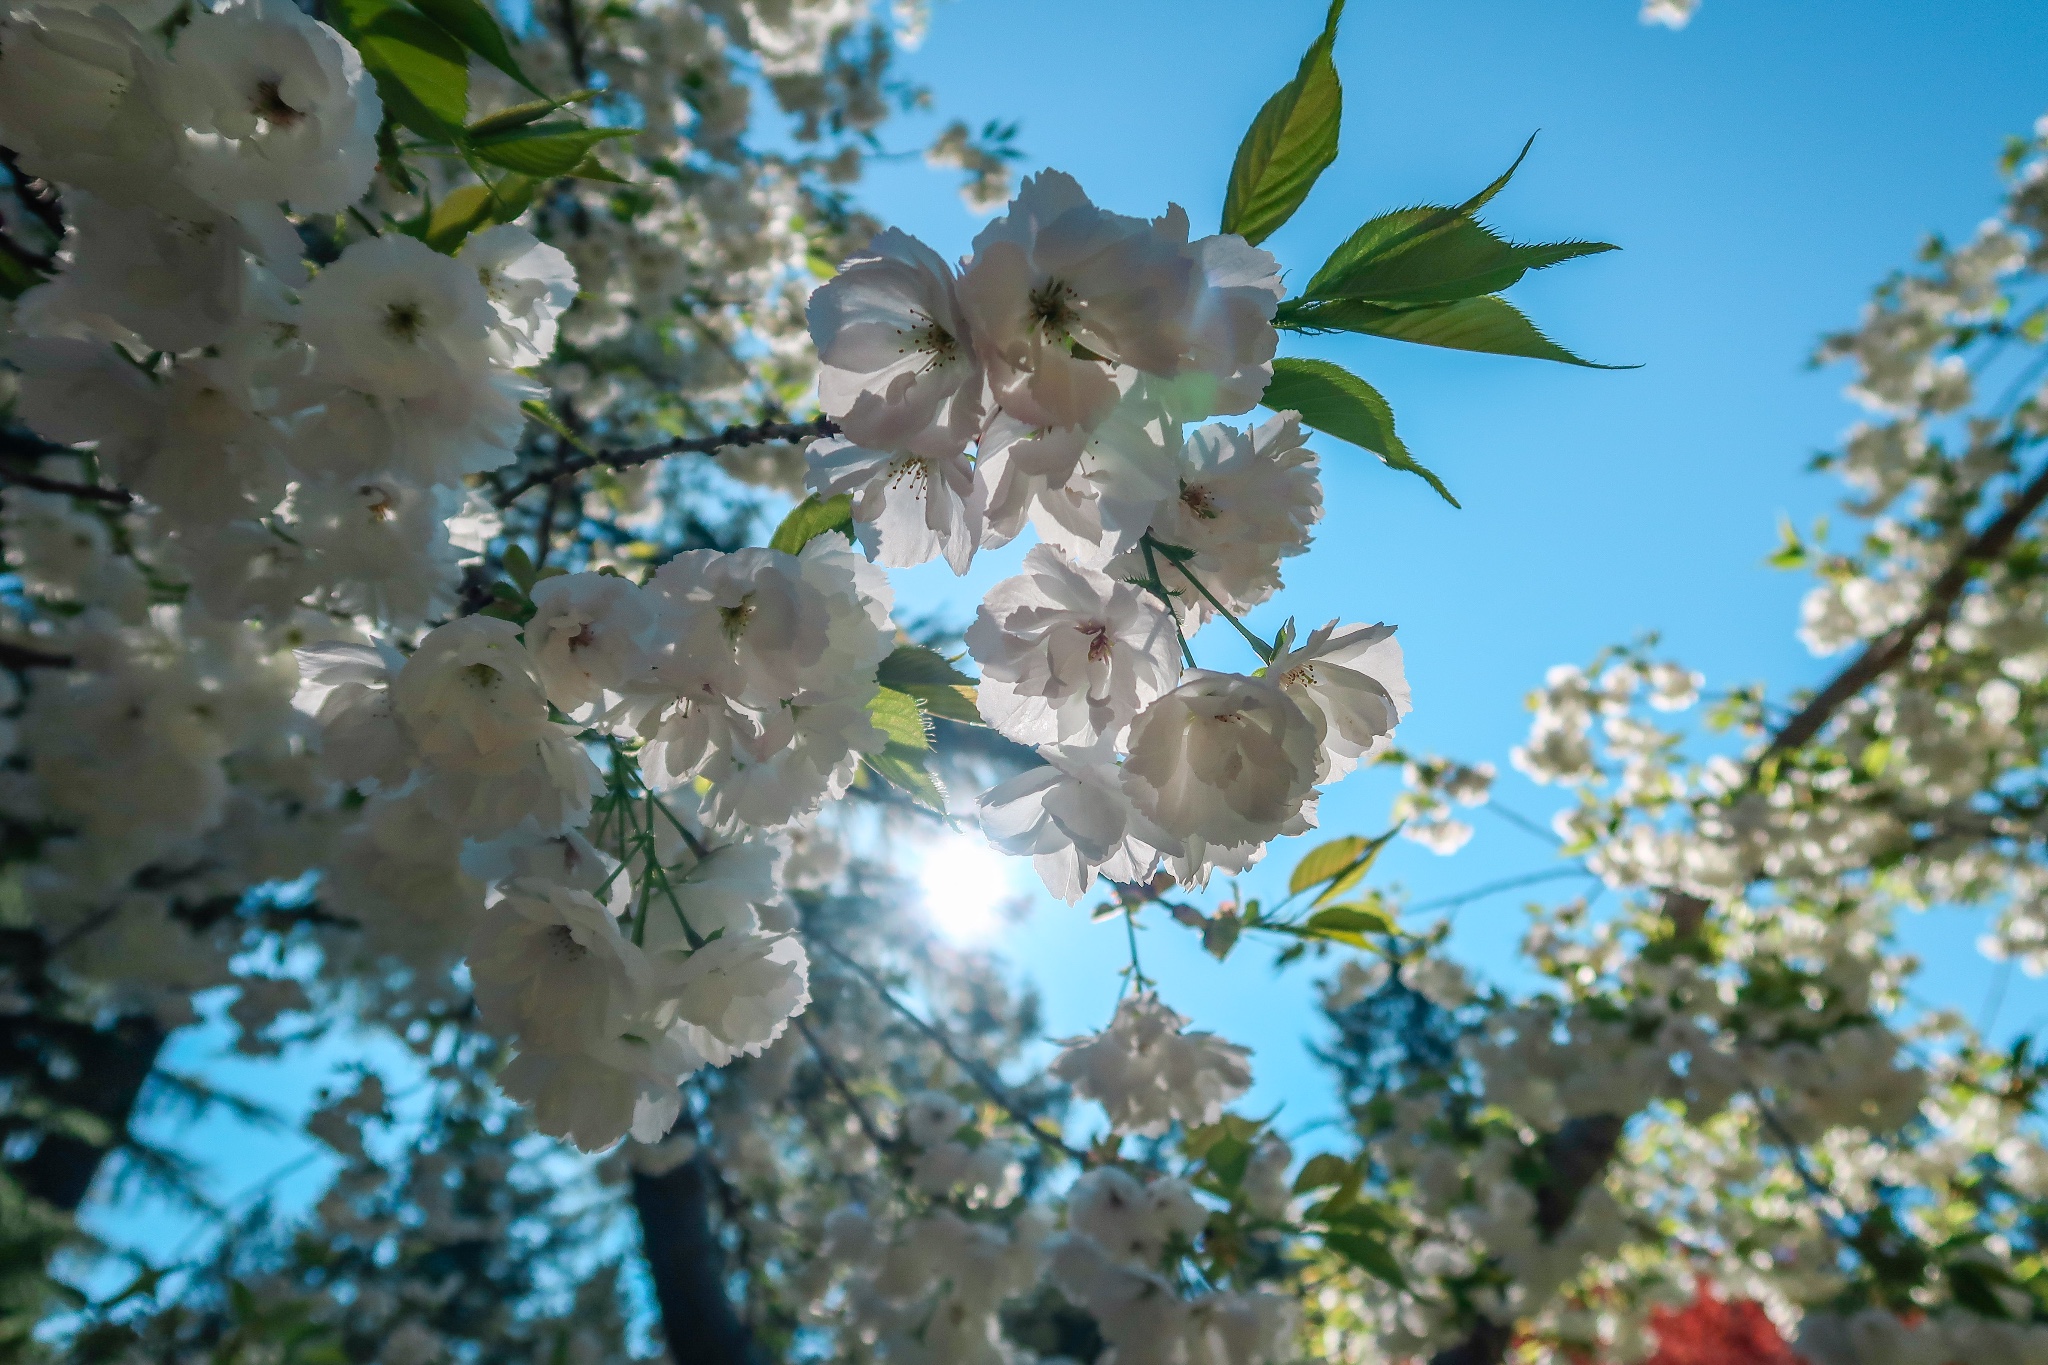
<box><xmin>10</xmin><ymin>1012</ymin><xmax>167</xmax><ymax>1212</ymax></box>
<box><xmin>632</xmin><ymin>1151</ymin><xmax>757</xmax><ymax>1365</ymax></box>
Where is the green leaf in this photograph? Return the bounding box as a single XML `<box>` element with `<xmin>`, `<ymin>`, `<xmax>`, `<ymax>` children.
<box><xmin>867</xmin><ymin>687</ymin><xmax>932</xmax><ymax>752</ymax></box>
<box><xmin>1289</xmin><ymin>829</ymin><xmax>1397</xmax><ymax>907</ymax></box>
<box><xmin>565</xmin><ymin>152</ymin><xmax>633</xmax><ymax>184</ymax></box>
<box><xmin>1279</xmin><ymin>295</ymin><xmax>1624</xmax><ymax>370</ymax></box>
<box><xmin>467</xmin><ymin>89</ymin><xmax>602</xmax><ymax>139</ymax></box>
<box><xmin>336</xmin><ymin>0</ymin><xmax>470</xmax><ymax>139</ymax></box>
<box><xmin>423</xmin><ymin>183</ymin><xmax>495</xmax><ymax>253</ymax></box>
<box><xmin>1303</xmin><ymin>135</ymin><xmax>1539</xmax><ymax>293</ymax></box>
<box><xmin>878</xmin><ymin>644</ymin><xmax>975</xmax><ymax>689</ymax></box>
<box><xmin>1299</xmin><ymin>899</ymin><xmax>1397</xmax><ymax>949</ymax></box>
<box><xmin>1289</xmin><ymin>834</ymin><xmax>1372</xmax><ymax>895</ymax></box>
<box><xmin>1202</xmin><ymin>1134</ymin><xmax>1254</xmax><ymax>1191</ymax></box>
<box><xmin>410</xmin><ymin>0</ymin><xmax>543</xmax><ymax>94</ymax></box>
<box><xmin>769</xmin><ymin>493</ymin><xmax>855</xmax><ymax>555</ymax></box>
<box><xmin>470</xmin><ymin>122</ymin><xmax>633</xmax><ymax>178</ymax></box>
<box><xmin>1304</xmin><ymin>210</ymin><xmax>1616</xmax><ymax>306</ymax></box>
<box><xmin>502</xmin><ymin>542</ymin><xmax>536</xmax><ymax>593</ymax></box>
<box><xmin>1219</xmin><ymin>0</ymin><xmax>1344</xmax><ymax>245</ymax></box>
<box><xmin>1293</xmin><ymin>1152</ymin><xmax>1351</xmax><ymax>1194</ymax></box>
<box><xmin>1262</xmin><ymin>357</ymin><xmax>1458</xmax><ymax>507</ymax></box>
<box><xmin>864</xmin><ymin>743</ymin><xmax>947</xmax><ymax>814</ymax></box>
<box><xmin>1321</xmin><ymin>1223</ymin><xmax>1407</xmax><ymax>1289</ymax></box>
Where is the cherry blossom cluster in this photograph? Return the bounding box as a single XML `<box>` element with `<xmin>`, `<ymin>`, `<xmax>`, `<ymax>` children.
<box><xmin>804</xmin><ymin>175</ymin><xmax>1410</xmax><ymax>897</ymax></box>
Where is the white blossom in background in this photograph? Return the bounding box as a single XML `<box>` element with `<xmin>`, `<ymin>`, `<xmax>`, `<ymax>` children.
<box><xmin>1051</xmin><ymin>991</ymin><xmax>1252</xmax><ymax>1136</ymax></box>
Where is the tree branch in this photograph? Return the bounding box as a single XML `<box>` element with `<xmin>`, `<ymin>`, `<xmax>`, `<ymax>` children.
<box><xmin>0</xmin><ymin>466</ymin><xmax>134</xmax><ymax>506</ymax></box>
<box><xmin>0</xmin><ymin>639</ymin><xmax>74</xmax><ymax>671</ymax></box>
<box><xmin>495</xmin><ymin>416</ymin><xmax>838</xmax><ymax>508</ymax></box>
<box><xmin>631</xmin><ymin>1118</ymin><xmax>760</xmax><ymax>1365</ymax></box>
<box><xmin>1758</xmin><ymin>452</ymin><xmax>2048</xmax><ymax>767</ymax></box>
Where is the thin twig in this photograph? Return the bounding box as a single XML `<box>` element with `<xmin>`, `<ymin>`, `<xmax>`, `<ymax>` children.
<box><xmin>495</xmin><ymin>415</ymin><xmax>838</xmax><ymax>508</ymax></box>
<box><xmin>1481</xmin><ymin>801</ymin><xmax>1563</xmax><ymax>848</ymax></box>
<box><xmin>1758</xmin><ymin>451</ymin><xmax>2048</xmax><ymax>767</ymax></box>
<box><xmin>810</xmin><ymin>934</ymin><xmax>1086</xmax><ymax>1161</ymax></box>
<box><xmin>0</xmin><ymin>466</ymin><xmax>134</xmax><ymax>506</ymax></box>
<box><xmin>793</xmin><ymin>1014</ymin><xmax>892</xmax><ymax>1155</ymax></box>
<box><xmin>1410</xmin><ymin>865</ymin><xmax>1588</xmax><ymax>916</ymax></box>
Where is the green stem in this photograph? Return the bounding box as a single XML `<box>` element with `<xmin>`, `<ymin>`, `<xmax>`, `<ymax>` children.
<box><xmin>1140</xmin><ymin>537</ymin><xmax>1198</xmax><ymax>669</ymax></box>
<box><xmin>1145</xmin><ymin>535</ymin><xmax>1273</xmax><ymax>664</ymax></box>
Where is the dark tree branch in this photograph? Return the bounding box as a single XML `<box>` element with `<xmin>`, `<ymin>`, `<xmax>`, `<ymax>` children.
<box><xmin>1424</xmin><ymin>1113</ymin><xmax>1625</xmax><ymax>1365</ymax></box>
<box><xmin>0</xmin><ymin>639</ymin><xmax>73</xmax><ymax>671</ymax></box>
<box><xmin>495</xmin><ymin>416</ymin><xmax>838</xmax><ymax>508</ymax></box>
<box><xmin>8</xmin><ymin>1013</ymin><xmax>167</xmax><ymax>1213</ymax></box>
<box><xmin>632</xmin><ymin>1126</ymin><xmax>760</xmax><ymax>1365</ymax></box>
<box><xmin>553</xmin><ymin>0</ymin><xmax>591</xmax><ymax>86</ymax></box>
<box><xmin>0</xmin><ymin>466</ymin><xmax>134</xmax><ymax>506</ymax></box>
<box><xmin>1758</xmin><ymin>452</ymin><xmax>2048</xmax><ymax>767</ymax></box>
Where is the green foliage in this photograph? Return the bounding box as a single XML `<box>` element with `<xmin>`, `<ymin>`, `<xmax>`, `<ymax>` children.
<box><xmin>1262</xmin><ymin>358</ymin><xmax>1457</xmax><ymax>506</ymax></box>
<box><xmin>408</xmin><ymin>0</ymin><xmax>542</xmax><ymax>94</ymax></box>
<box><xmin>1303</xmin><ymin>211</ymin><xmax>1613</xmax><ymax>307</ymax></box>
<box><xmin>328</xmin><ymin>0</ymin><xmax>626</xmax><ymax>253</ymax></box>
<box><xmin>862</xmin><ymin>744</ymin><xmax>949</xmax><ymax>815</ymax></box>
<box><xmin>769</xmin><ymin>494</ymin><xmax>855</xmax><ymax>555</ymax></box>
<box><xmin>1220</xmin><ymin>0</ymin><xmax>1345</xmax><ymax>245</ymax></box>
<box><xmin>1287</xmin><ymin>831</ymin><xmax>1394</xmax><ymax>905</ymax></box>
<box><xmin>1282</xmin><ymin>294</ymin><xmax>1618</xmax><ymax>369</ymax></box>
<box><xmin>876</xmin><ymin>645</ymin><xmax>984</xmax><ymax>725</ymax></box>
<box><xmin>470</xmin><ymin>123</ymin><xmax>635</xmax><ymax>178</ymax></box>
<box><xmin>867</xmin><ymin>687</ymin><xmax>934</xmax><ymax>751</ymax></box>
<box><xmin>332</xmin><ymin>0</ymin><xmax>469</xmax><ymax>139</ymax></box>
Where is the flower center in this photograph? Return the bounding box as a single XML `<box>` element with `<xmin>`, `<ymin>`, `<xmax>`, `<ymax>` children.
<box><xmin>1282</xmin><ymin>663</ymin><xmax>1316</xmax><ymax>689</ymax></box>
<box><xmin>383</xmin><ymin>300</ymin><xmax>427</xmax><ymax>342</ymax></box>
<box><xmin>1028</xmin><ymin>279</ymin><xmax>1079</xmax><ymax>342</ymax></box>
<box><xmin>543</xmin><ymin>923</ymin><xmax>588</xmax><ymax>964</ymax></box>
<box><xmin>568</xmin><ymin>624</ymin><xmax>598</xmax><ymax>652</ymax></box>
<box><xmin>1083</xmin><ymin>623</ymin><xmax>1114</xmax><ymax>663</ymax></box>
<box><xmin>720</xmin><ymin>594</ymin><xmax>756</xmax><ymax>643</ymax></box>
<box><xmin>1179</xmin><ymin>483</ymin><xmax>1219</xmax><ymax>520</ymax></box>
<box><xmin>462</xmin><ymin>662</ymin><xmax>502</xmax><ymax>691</ymax></box>
<box><xmin>252</xmin><ymin>79</ymin><xmax>306</xmax><ymax>128</ymax></box>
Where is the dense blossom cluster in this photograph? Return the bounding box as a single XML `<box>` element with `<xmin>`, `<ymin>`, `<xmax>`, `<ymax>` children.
<box><xmin>805</xmin><ymin>172</ymin><xmax>1409</xmax><ymax>900</ymax></box>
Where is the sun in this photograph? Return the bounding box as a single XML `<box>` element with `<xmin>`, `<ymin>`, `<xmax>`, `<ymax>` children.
<box><xmin>915</xmin><ymin>833</ymin><xmax>1016</xmax><ymax>944</ymax></box>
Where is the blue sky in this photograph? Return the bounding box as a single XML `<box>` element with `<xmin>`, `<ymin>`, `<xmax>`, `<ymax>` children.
<box><xmin>862</xmin><ymin>0</ymin><xmax>2048</xmax><ymax>1134</ymax></box>
<box><xmin>78</xmin><ymin>0</ymin><xmax>2048</xmax><ymax>1267</ymax></box>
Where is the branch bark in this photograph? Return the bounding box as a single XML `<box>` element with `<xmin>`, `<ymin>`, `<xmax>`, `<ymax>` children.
<box><xmin>632</xmin><ymin>1139</ymin><xmax>759</xmax><ymax>1365</ymax></box>
<box><xmin>1758</xmin><ymin>453</ymin><xmax>2048</xmax><ymax>766</ymax></box>
<box><xmin>7</xmin><ymin>1012</ymin><xmax>167</xmax><ymax>1212</ymax></box>
<box><xmin>1424</xmin><ymin>1113</ymin><xmax>1625</xmax><ymax>1365</ymax></box>
<box><xmin>495</xmin><ymin>416</ymin><xmax>838</xmax><ymax>508</ymax></box>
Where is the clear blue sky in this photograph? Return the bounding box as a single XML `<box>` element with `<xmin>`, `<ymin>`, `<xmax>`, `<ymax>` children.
<box><xmin>79</xmin><ymin>0</ymin><xmax>2048</xmax><ymax>1269</ymax></box>
<box><xmin>865</xmin><ymin>0</ymin><xmax>2048</xmax><ymax>1136</ymax></box>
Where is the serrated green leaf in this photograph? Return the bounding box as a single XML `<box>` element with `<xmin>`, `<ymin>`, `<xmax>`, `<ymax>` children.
<box><xmin>1262</xmin><ymin>357</ymin><xmax>1458</xmax><ymax>507</ymax></box>
<box><xmin>471</xmin><ymin>122</ymin><xmax>633</xmax><ymax>178</ymax></box>
<box><xmin>467</xmin><ymin>89</ymin><xmax>603</xmax><ymax>138</ymax></box>
<box><xmin>903</xmin><ymin>684</ymin><xmax>983</xmax><ymax>726</ymax></box>
<box><xmin>864</xmin><ymin>743</ymin><xmax>947</xmax><ymax>813</ymax></box>
<box><xmin>1219</xmin><ymin>0</ymin><xmax>1344</xmax><ymax>245</ymax></box>
<box><xmin>769</xmin><ymin>493</ymin><xmax>854</xmax><ymax>555</ymax></box>
<box><xmin>336</xmin><ymin>0</ymin><xmax>470</xmax><ymax>139</ymax></box>
<box><xmin>1289</xmin><ymin>835</ymin><xmax>1372</xmax><ymax>895</ymax></box>
<box><xmin>1279</xmin><ymin>295</ymin><xmax>1624</xmax><ymax>370</ymax></box>
<box><xmin>868</xmin><ymin>687</ymin><xmax>932</xmax><ymax>751</ymax></box>
<box><xmin>411</xmin><ymin>0</ymin><xmax>543</xmax><ymax>94</ymax></box>
<box><xmin>1304</xmin><ymin>209</ymin><xmax>1616</xmax><ymax>306</ymax></box>
<box><xmin>878</xmin><ymin>644</ymin><xmax>976</xmax><ymax>689</ymax></box>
